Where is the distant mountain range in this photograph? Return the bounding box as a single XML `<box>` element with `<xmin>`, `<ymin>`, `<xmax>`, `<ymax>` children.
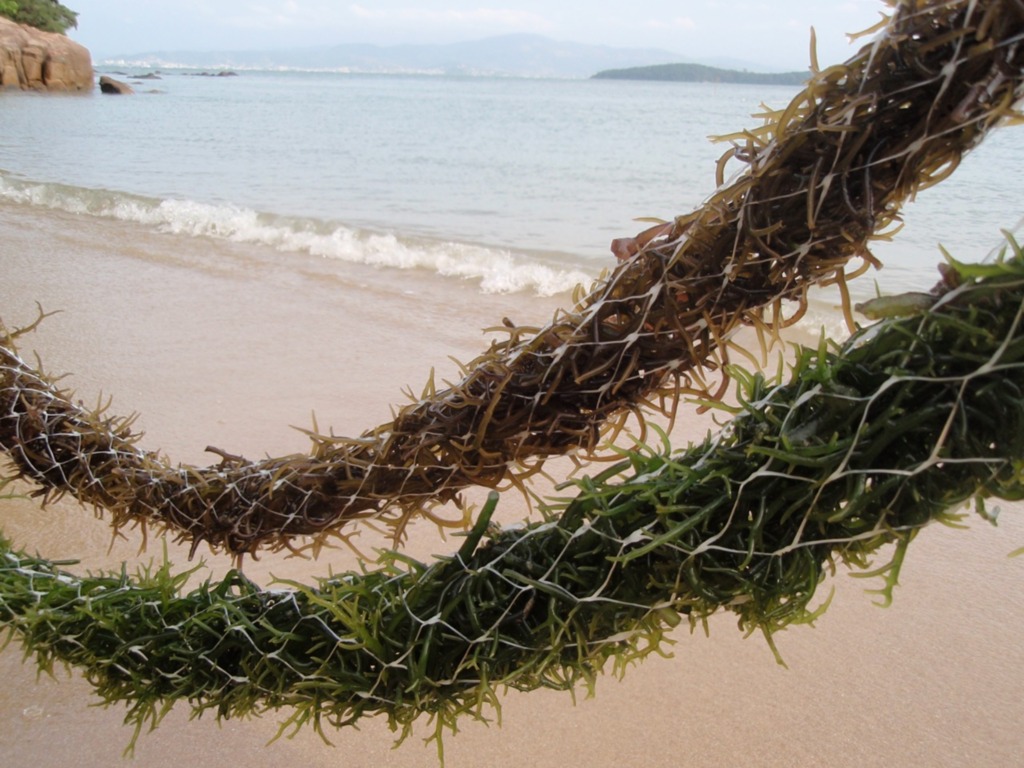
<box><xmin>101</xmin><ymin>33</ymin><xmax>780</xmax><ymax>79</ymax></box>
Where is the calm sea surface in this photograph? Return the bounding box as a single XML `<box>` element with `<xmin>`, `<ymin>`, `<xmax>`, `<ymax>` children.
<box><xmin>2</xmin><ymin>68</ymin><xmax>1024</xmax><ymax>297</ymax></box>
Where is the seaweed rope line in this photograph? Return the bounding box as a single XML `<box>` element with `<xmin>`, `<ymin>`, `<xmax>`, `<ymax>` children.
<box><xmin>2</xmin><ymin>249</ymin><xmax>1023</xmax><ymax>757</ymax></box>
<box><xmin>2</xmin><ymin>0</ymin><xmax>1024</xmax><ymax>558</ymax></box>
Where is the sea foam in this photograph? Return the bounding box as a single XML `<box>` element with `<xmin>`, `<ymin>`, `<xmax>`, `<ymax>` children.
<box><xmin>0</xmin><ymin>172</ymin><xmax>592</xmax><ymax>296</ymax></box>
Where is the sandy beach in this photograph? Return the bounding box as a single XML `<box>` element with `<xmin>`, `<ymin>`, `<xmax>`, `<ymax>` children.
<box><xmin>2</xmin><ymin>199</ymin><xmax>1024</xmax><ymax>767</ymax></box>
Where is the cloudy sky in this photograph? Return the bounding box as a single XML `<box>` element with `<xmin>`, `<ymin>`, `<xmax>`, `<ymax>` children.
<box><xmin>65</xmin><ymin>1</ymin><xmax>886</xmax><ymax>70</ymax></box>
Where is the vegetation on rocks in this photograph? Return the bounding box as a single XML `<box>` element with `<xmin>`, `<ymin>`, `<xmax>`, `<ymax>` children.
<box><xmin>0</xmin><ymin>0</ymin><xmax>77</xmax><ymax>35</ymax></box>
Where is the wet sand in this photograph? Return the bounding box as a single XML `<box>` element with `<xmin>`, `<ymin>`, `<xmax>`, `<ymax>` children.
<box><xmin>2</xmin><ymin>202</ymin><xmax>1023</xmax><ymax>767</ymax></box>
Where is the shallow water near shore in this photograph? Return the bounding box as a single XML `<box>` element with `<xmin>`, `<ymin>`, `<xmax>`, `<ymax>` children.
<box><xmin>3</xmin><ymin>70</ymin><xmax>1024</xmax><ymax>297</ymax></box>
<box><xmin>3</xmin><ymin>69</ymin><xmax>1024</xmax><ymax>766</ymax></box>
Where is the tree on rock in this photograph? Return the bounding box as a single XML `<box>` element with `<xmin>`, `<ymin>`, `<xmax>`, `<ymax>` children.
<box><xmin>0</xmin><ymin>1</ymin><xmax>78</xmax><ymax>35</ymax></box>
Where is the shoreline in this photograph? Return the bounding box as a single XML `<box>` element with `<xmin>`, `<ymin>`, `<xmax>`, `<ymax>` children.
<box><xmin>2</xmin><ymin>204</ymin><xmax>1023</xmax><ymax>766</ymax></box>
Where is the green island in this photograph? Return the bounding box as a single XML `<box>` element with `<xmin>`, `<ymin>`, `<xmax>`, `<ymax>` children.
<box><xmin>592</xmin><ymin>62</ymin><xmax>808</xmax><ymax>85</ymax></box>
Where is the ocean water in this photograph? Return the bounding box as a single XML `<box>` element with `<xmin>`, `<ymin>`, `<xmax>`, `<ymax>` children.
<box><xmin>2</xmin><ymin>67</ymin><xmax>1024</xmax><ymax>301</ymax></box>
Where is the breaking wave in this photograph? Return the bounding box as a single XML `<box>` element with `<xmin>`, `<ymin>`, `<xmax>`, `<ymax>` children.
<box><xmin>0</xmin><ymin>171</ymin><xmax>593</xmax><ymax>296</ymax></box>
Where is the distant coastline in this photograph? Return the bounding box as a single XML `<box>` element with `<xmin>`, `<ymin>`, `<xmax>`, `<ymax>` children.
<box><xmin>94</xmin><ymin>34</ymin><xmax>787</xmax><ymax>80</ymax></box>
<box><xmin>592</xmin><ymin>62</ymin><xmax>808</xmax><ymax>85</ymax></box>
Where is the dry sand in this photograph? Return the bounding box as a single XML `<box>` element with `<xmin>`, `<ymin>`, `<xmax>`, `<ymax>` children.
<box><xmin>1</xmin><ymin>201</ymin><xmax>1023</xmax><ymax>767</ymax></box>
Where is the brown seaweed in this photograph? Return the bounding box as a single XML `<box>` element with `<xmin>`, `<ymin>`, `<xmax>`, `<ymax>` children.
<box><xmin>2</xmin><ymin>0</ymin><xmax>1023</xmax><ymax>557</ymax></box>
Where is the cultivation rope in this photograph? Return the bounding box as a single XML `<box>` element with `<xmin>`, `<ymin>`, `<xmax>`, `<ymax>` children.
<box><xmin>3</xmin><ymin>0</ymin><xmax>1024</xmax><ymax>556</ymax></box>
<box><xmin>3</xmin><ymin>249</ymin><xmax>1024</xmax><ymax>755</ymax></box>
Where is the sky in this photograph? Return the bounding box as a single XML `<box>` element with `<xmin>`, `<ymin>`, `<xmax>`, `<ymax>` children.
<box><xmin>64</xmin><ymin>1</ymin><xmax>888</xmax><ymax>70</ymax></box>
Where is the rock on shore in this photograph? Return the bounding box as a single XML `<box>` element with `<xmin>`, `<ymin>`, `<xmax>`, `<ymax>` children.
<box><xmin>0</xmin><ymin>16</ymin><xmax>92</xmax><ymax>91</ymax></box>
<box><xmin>98</xmin><ymin>74</ymin><xmax>133</xmax><ymax>94</ymax></box>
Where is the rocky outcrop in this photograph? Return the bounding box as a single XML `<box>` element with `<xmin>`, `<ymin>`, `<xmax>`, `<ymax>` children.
<box><xmin>0</xmin><ymin>16</ymin><xmax>92</xmax><ymax>91</ymax></box>
<box><xmin>99</xmin><ymin>75</ymin><xmax>132</xmax><ymax>94</ymax></box>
